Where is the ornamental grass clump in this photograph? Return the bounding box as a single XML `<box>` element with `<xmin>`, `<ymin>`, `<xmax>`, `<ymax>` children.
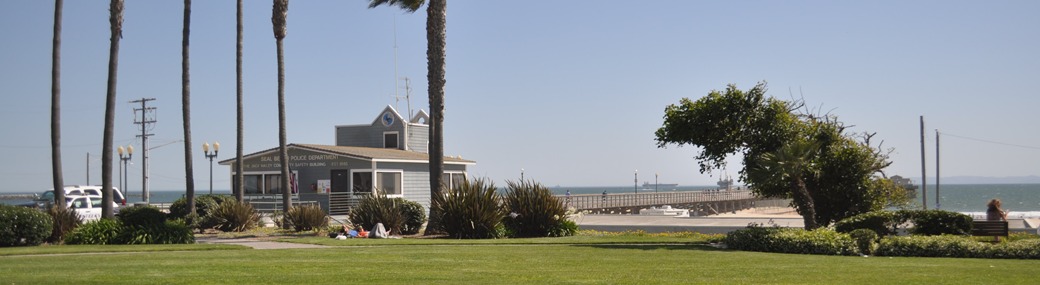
<box><xmin>48</xmin><ymin>205</ymin><xmax>81</xmax><ymax>243</ymax></box>
<box><xmin>285</xmin><ymin>204</ymin><xmax>329</xmax><ymax>232</ymax></box>
<box><xmin>209</xmin><ymin>200</ymin><xmax>261</xmax><ymax>232</ymax></box>
<box><xmin>503</xmin><ymin>180</ymin><xmax>575</xmax><ymax>237</ymax></box>
<box><xmin>168</xmin><ymin>194</ymin><xmax>235</xmax><ymax>230</ymax></box>
<box><xmin>432</xmin><ymin>177</ymin><xmax>505</xmax><ymax>239</ymax></box>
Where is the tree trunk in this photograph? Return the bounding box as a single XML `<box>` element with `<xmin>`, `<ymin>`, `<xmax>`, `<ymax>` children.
<box><xmin>181</xmin><ymin>0</ymin><xmax>196</xmax><ymax>216</ymax></box>
<box><xmin>101</xmin><ymin>0</ymin><xmax>124</xmax><ymax>219</ymax></box>
<box><xmin>234</xmin><ymin>0</ymin><xmax>245</xmax><ymax>202</ymax></box>
<box><xmin>791</xmin><ymin>177</ymin><xmax>818</xmax><ymax>230</ymax></box>
<box><xmin>272</xmin><ymin>0</ymin><xmax>290</xmax><ymax>229</ymax></box>
<box><xmin>422</xmin><ymin>0</ymin><xmax>447</xmax><ymax>236</ymax></box>
<box><xmin>51</xmin><ymin>0</ymin><xmax>65</xmax><ymax>206</ymax></box>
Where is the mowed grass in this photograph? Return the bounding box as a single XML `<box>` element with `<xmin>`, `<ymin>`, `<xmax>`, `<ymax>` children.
<box><xmin>1</xmin><ymin>238</ymin><xmax>1038</xmax><ymax>284</ymax></box>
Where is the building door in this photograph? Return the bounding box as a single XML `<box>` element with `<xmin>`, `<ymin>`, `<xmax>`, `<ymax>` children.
<box><xmin>329</xmin><ymin>169</ymin><xmax>352</xmax><ymax>215</ymax></box>
<box><xmin>330</xmin><ymin>170</ymin><xmax>349</xmax><ymax>193</ymax></box>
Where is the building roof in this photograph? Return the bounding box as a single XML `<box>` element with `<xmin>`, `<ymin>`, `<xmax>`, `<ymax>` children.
<box><xmin>218</xmin><ymin>143</ymin><xmax>475</xmax><ymax>165</ymax></box>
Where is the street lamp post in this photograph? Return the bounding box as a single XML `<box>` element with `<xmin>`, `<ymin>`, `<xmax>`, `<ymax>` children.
<box><xmin>634</xmin><ymin>170</ymin><xmax>638</xmax><ymax>194</ymax></box>
<box><xmin>117</xmin><ymin>145</ymin><xmax>133</xmax><ymax>204</ymax></box>
<box><xmin>202</xmin><ymin>142</ymin><xmax>219</xmax><ymax>195</ymax></box>
<box><xmin>655</xmin><ymin>173</ymin><xmax>659</xmax><ymax>193</ymax></box>
<box><xmin>521</xmin><ymin>168</ymin><xmax>524</xmax><ymax>181</ymax></box>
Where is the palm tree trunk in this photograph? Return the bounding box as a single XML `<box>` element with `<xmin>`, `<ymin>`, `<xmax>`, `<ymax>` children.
<box><xmin>51</xmin><ymin>0</ymin><xmax>65</xmax><ymax>206</ymax></box>
<box><xmin>791</xmin><ymin>177</ymin><xmax>818</xmax><ymax>230</ymax></box>
<box><xmin>101</xmin><ymin>0</ymin><xmax>124</xmax><ymax>219</ymax></box>
<box><xmin>234</xmin><ymin>0</ymin><xmax>245</xmax><ymax>202</ymax></box>
<box><xmin>272</xmin><ymin>0</ymin><xmax>291</xmax><ymax>228</ymax></box>
<box><xmin>422</xmin><ymin>0</ymin><xmax>447</xmax><ymax>236</ymax></box>
<box><xmin>181</xmin><ymin>0</ymin><xmax>197</xmax><ymax>216</ymax></box>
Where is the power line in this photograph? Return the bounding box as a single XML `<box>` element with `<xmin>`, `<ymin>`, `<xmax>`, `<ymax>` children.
<box><xmin>940</xmin><ymin>132</ymin><xmax>1040</xmax><ymax>151</ymax></box>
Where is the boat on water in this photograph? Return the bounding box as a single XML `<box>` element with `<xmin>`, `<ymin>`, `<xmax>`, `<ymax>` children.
<box><xmin>642</xmin><ymin>182</ymin><xmax>678</xmax><ymax>188</ymax></box>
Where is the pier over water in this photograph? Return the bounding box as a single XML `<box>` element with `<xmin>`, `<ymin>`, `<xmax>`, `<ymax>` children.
<box><xmin>559</xmin><ymin>190</ymin><xmax>760</xmax><ymax>215</ymax></box>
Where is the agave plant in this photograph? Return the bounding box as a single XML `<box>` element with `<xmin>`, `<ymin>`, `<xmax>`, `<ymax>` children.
<box><xmin>348</xmin><ymin>193</ymin><xmax>405</xmax><ymax>234</ymax></box>
<box><xmin>503</xmin><ymin>180</ymin><xmax>574</xmax><ymax>237</ymax></box>
<box><xmin>285</xmin><ymin>204</ymin><xmax>328</xmax><ymax>232</ymax></box>
<box><xmin>432</xmin><ymin>177</ymin><xmax>505</xmax><ymax>239</ymax></box>
<box><xmin>209</xmin><ymin>200</ymin><xmax>261</xmax><ymax>232</ymax></box>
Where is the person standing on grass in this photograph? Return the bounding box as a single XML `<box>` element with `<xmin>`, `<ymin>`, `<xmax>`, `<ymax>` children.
<box><xmin>986</xmin><ymin>198</ymin><xmax>1008</xmax><ymax>242</ymax></box>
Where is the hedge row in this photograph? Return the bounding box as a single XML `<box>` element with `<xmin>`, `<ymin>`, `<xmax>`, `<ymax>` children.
<box><xmin>725</xmin><ymin>226</ymin><xmax>859</xmax><ymax>256</ymax></box>
<box><xmin>833</xmin><ymin>209</ymin><xmax>972</xmax><ymax>236</ymax></box>
<box><xmin>876</xmin><ymin>235</ymin><xmax>1040</xmax><ymax>259</ymax></box>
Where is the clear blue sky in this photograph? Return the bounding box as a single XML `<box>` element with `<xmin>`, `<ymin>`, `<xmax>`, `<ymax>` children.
<box><xmin>2</xmin><ymin>1</ymin><xmax>1039</xmax><ymax>193</ymax></box>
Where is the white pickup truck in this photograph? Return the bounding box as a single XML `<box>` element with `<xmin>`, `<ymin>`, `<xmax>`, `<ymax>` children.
<box><xmin>35</xmin><ymin>186</ymin><xmax>126</xmax><ymax>222</ymax></box>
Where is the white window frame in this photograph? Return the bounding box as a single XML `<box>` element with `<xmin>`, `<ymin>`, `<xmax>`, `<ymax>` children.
<box><xmin>442</xmin><ymin>171</ymin><xmax>467</xmax><ymax>190</ymax></box>
<box><xmin>349</xmin><ymin>169</ymin><xmax>374</xmax><ymax>194</ymax></box>
<box><xmin>383</xmin><ymin>131</ymin><xmax>400</xmax><ymax>149</ymax></box>
<box><xmin>375</xmin><ymin>169</ymin><xmax>405</xmax><ymax>198</ymax></box>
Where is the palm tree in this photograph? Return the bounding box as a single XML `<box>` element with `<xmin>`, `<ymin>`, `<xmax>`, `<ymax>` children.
<box><xmin>751</xmin><ymin>140</ymin><xmax>820</xmax><ymax>230</ymax></box>
<box><xmin>367</xmin><ymin>0</ymin><xmax>447</xmax><ymax>236</ymax></box>
<box><xmin>181</xmin><ymin>0</ymin><xmax>197</xmax><ymax>216</ymax></box>
<box><xmin>100</xmin><ymin>0</ymin><xmax>125</xmax><ymax>219</ymax></box>
<box><xmin>272</xmin><ymin>0</ymin><xmax>291</xmax><ymax>228</ymax></box>
<box><xmin>234</xmin><ymin>0</ymin><xmax>245</xmax><ymax>202</ymax></box>
<box><xmin>50</xmin><ymin>0</ymin><xmax>65</xmax><ymax>206</ymax></box>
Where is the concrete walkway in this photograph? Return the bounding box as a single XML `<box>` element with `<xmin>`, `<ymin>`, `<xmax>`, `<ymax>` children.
<box><xmin>196</xmin><ymin>236</ymin><xmax>331</xmax><ymax>250</ymax></box>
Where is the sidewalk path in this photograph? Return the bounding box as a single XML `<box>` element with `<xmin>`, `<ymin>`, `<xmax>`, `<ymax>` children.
<box><xmin>196</xmin><ymin>237</ymin><xmax>330</xmax><ymax>250</ymax></box>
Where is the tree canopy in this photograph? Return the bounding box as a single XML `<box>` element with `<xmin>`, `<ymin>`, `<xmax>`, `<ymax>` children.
<box><xmin>655</xmin><ymin>82</ymin><xmax>910</xmax><ymax>228</ymax></box>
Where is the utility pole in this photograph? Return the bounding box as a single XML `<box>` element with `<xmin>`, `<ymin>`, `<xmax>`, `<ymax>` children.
<box><xmin>86</xmin><ymin>152</ymin><xmax>89</xmax><ymax>185</ymax></box>
<box><xmin>919</xmin><ymin>116</ymin><xmax>927</xmax><ymax>210</ymax></box>
<box><xmin>132</xmin><ymin>98</ymin><xmax>156</xmax><ymax>203</ymax></box>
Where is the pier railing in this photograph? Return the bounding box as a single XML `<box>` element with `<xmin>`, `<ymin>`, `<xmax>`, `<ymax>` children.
<box><xmin>560</xmin><ymin>190</ymin><xmax>756</xmax><ymax>211</ymax></box>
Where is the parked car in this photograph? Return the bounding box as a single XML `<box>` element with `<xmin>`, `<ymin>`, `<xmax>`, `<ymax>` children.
<box><xmin>34</xmin><ymin>185</ymin><xmax>126</xmax><ymax>209</ymax></box>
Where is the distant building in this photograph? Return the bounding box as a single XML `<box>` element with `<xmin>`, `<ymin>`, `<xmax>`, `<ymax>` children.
<box><xmin>219</xmin><ymin>106</ymin><xmax>474</xmax><ymax>215</ymax></box>
<box><xmin>890</xmin><ymin>175</ymin><xmax>918</xmax><ymax>198</ymax></box>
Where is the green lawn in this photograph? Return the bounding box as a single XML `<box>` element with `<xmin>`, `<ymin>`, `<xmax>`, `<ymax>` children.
<box><xmin>1</xmin><ymin>235</ymin><xmax>1037</xmax><ymax>284</ymax></box>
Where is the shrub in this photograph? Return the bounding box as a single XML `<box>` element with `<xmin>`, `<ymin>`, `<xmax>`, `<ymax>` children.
<box><xmin>116</xmin><ymin>205</ymin><xmax>167</xmax><ymax>228</ymax></box>
<box><xmin>349</xmin><ymin>194</ymin><xmax>405</xmax><ymax>234</ymax></box>
<box><xmin>0</xmin><ymin>205</ymin><xmax>54</xmax><ymax>247</ymax></box>
<box><xmin>118</xmin><ymin>220</ymin><xmax>195</xmax><ymax>244</ymax></box>
<box><xmin>849</xmin><ymin>229</ymin><xmax>879</xmax><ymax>255</ymax></box>
<box><xmin>209</xmin><ymin>200</ymin><xmax>261</xmax><ymax>232</ymax></box>
<box><xmin>502</xmin><ymin>180</ymin><xmax>574</xmax><ymax>237</ymax></box>
<box><xmin>48</xmin><ymin>206</ymin><xmax>82</xmax><ymax>244</ymax></box>
<box><xmin>834</xmin><ymin>211</ymin><xmax>900</xmax><ymax>236</ymax></box>
<box><xmin>399</xmin><ymin>199</ymin><xmax>426</xmax><ymax>235</ymax></box>
<box><xmin>285</xmin><ymin>204</ymin><xmax>328</xmax><ymax>232</ymax></box>
<box><xmin>876</xmin><ymin>235</ymin><xmax>986</xmax><ymax>258</ymax></box>
<box><xmin>168</xmin><ymin>194</ymin><xmax>234</xmax><ymax>220</ymax></box>
<box><xmin>725</xmin><ymin>225</ymin><xmax>858</xmax><ymax>256</ymax></box>
<box><xmin>65</xmin><ymin>219</ymin><xmax>122</xmax><ymax>245</ymax></box>
<box><xmin>432</xmin><ymin>177</ymin><xmax>505</xmax><ymax>239</ymax></box>
<box><xmin>899</xmin><ymin>209</ymin><xmax>972</xmax><ymax>236</ymax></box>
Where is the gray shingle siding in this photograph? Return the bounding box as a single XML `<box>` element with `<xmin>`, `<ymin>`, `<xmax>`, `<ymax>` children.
<box><xmin>407</xmin><ymin>124</ymin><xmax>429</xmax><ymax>153</ymax></box>
<box><xmin>378</xmin><ymin>162</ymin><xmax>433</xmax><ymax>210</ymax></box>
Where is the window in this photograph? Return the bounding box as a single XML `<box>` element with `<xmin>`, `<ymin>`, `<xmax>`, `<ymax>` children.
<box><xmin>384</xmin><ymin>132</ymin><xmax>399</xmax><ymax>149</ymax></box>
<box><xmin>352</xmin><ymin>172</ymin><xmax>372</xmax><ymax>194</ymax></box>
<box><xmin>265</xmin><ymin>174</ymin><xmax>283</xmax><ymax>194</ymax></box>
<box><xmin>376</xmin><ymin>172</ymin><xmax>403</xmax><ymax>195</ymax></box>
<box><xmin>90</xmin><ymin>197</ymin><xmax>103</xmax><ymax>208</ymax></box>
<box><xmin>242</xmin><ymin>174</ymin><xmax>263</xmax><ymax>194</ymax></box>
<box><xmin>441</xmin><ymin>172</ymin><xmax>466</xmax><ymax>190</ymax></box>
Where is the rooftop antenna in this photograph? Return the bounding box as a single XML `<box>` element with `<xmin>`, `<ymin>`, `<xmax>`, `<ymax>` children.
<box><xmin>390</xmin><ymin>14</ymin><xmax>413</xmax><ymax>119</ymax></box>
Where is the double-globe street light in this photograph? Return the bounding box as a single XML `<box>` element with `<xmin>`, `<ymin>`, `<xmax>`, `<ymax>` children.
<box><xmin>202</xmin><ymin>142</ymin><xmax>219</xmax><ymax>195</ymax></box>
<box><xmin>117</xmin><ymin>145</ymin><xmax>133</xmax><ymax>204</ymax></box>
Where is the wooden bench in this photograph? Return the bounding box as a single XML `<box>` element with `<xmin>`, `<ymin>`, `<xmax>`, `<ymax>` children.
<box><xmin>971</xmin><ymin>220</ymin><xmax>1009</xmax><ymax>239</ymax></box>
